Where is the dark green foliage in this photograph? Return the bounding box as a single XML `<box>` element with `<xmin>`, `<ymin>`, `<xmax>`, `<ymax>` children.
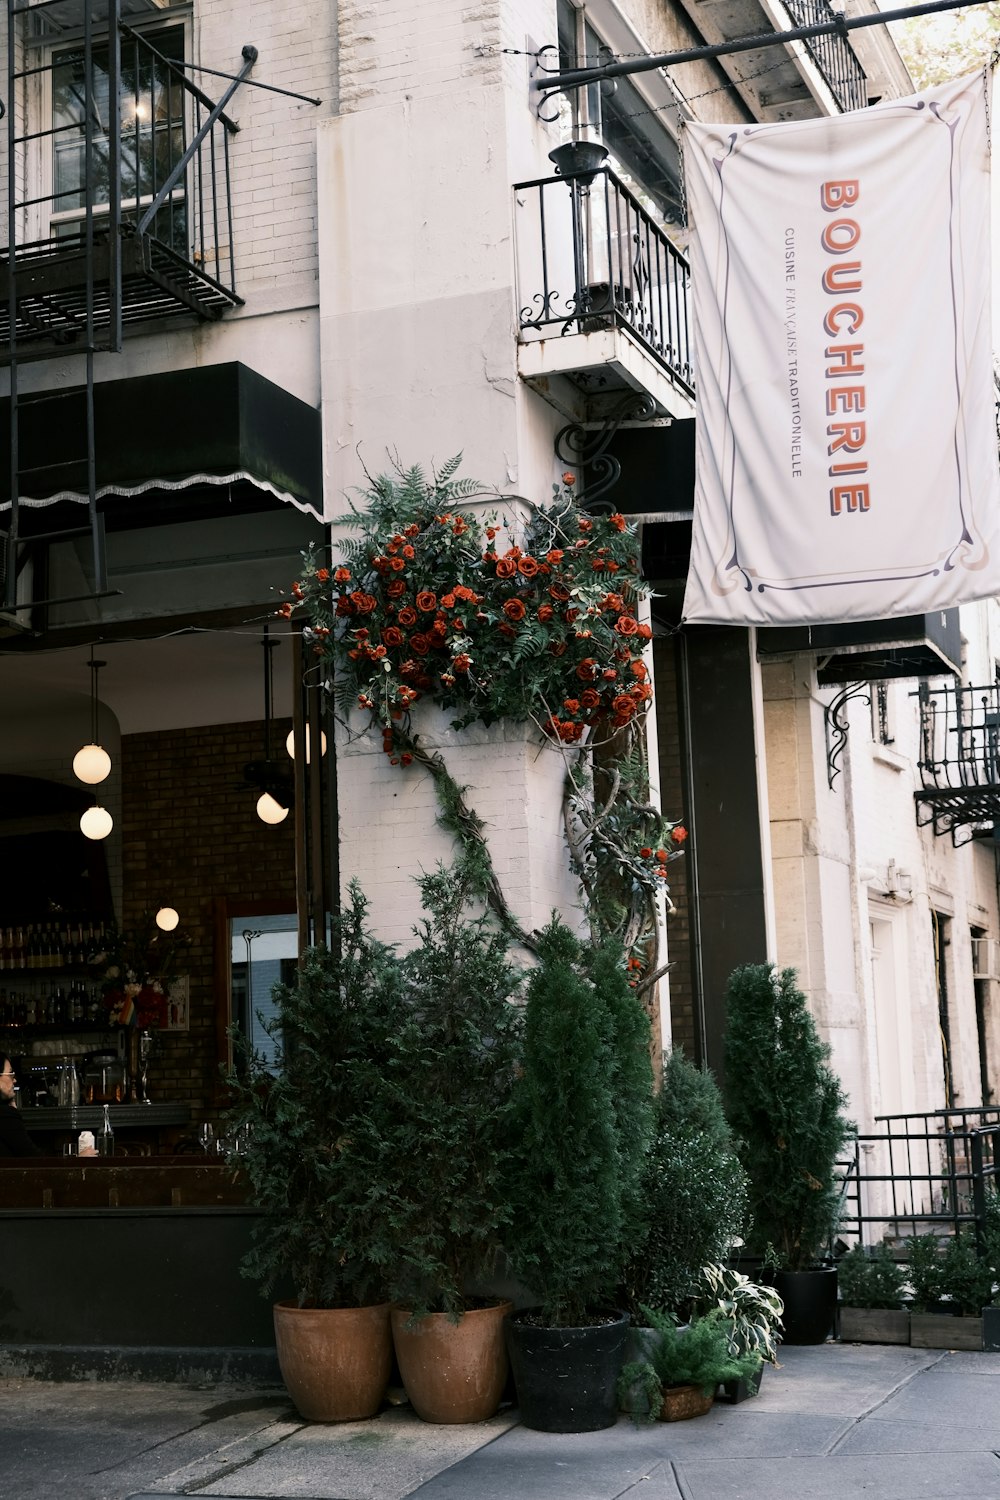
<box><xmin>837</xmin><ymin>1243</ymin><xmax>906</xmax><ymax>1310</ymax></box>
<box><xmin>724</xmin><ymin>964</ymin><xmax>854</xmax><ymax>1272</ymax></box>
<box><xmin>624</xmin><ymin>1050</ymin><xmax>749</xmax><ymax>1319</ymax></box>
<box><xmin>378</xmin><ymin>862</ymin><xmax>524</xmax><ymax>1317</ymax></box>
<box><xmin>618</xmin><ymin>1308</ymin><xmax>759</xmax><ymax>1420</ymax></box>
<box><xmin>505</xmin><ymin>920</ymin><xmax>654</xmax><ymax>1326</ymax></box>
<box><xmin>906</xmin><ymin>1229</ymin><xmax>1000</xmax><ymax>1314</ymax></box>
<box><xmin>583</xmin><ymin>941</ymin><xmax>655</xmax><ymax>1247</ymax></box>
<box><xmin>225</xmin><ymin>884</ymin><xmax>407</xmax><ymax>1309</ymax></box>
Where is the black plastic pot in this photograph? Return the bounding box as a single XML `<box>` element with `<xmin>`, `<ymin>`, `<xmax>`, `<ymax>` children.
<box><xmin>774</xmin><ymin>1268</ymin><xmax>838</xmax><ymax>1345</ymax></box>
<box><xmin>505</xmin><ymin>1309</ymin><xmax>628</xmax><ymax>1432</ymax></box>
<box><xmin>719</xmin><ymin>1359</ymin><xmax>764</xmax><ymax>1404</ymax></box>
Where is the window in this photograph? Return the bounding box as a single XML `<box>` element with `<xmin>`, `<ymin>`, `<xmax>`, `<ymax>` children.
<box><xmin>230</xmin><ymin>913</ymin><xmax>298</xmax><ymax>1072</ymax></box>
<box><xmin>871</xmin><ymin>681</ymin><xmax>894</xmax><ymax>747</ymax></box>
<box><xmin>556</xmin><ymin>0</ymin><xmax>683</xmax><ymax>225</ymax></box>
<box><xmin>49</xmin><ymin>25</ymin><xmax>187</xmax><ymax>249</ymax></box>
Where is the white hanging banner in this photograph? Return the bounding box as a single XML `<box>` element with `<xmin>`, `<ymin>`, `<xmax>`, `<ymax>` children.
<box><xmin>681</xmin><ymin>70</ymin><xmax>1000</xmax><ymax>627</ymax></box>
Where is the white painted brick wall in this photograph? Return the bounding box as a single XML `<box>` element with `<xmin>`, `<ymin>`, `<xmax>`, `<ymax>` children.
<box><xmin>337</xmin><ymin>703</ymin><xmax>582</xmax><ymax>949</ymax></box>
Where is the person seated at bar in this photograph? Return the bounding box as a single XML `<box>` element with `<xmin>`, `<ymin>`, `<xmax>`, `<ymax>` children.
<box><xmin>0</xmin><ymin>1053</ymin><xmax>44</xmax><ymax>1157</ymax></box>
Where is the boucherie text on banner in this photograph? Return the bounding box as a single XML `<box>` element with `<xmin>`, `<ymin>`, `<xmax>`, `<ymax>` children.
<box><xmin>681</xmin><ymin>69</ymin><xmax>1000</xmax><ymax>627</ymax></box>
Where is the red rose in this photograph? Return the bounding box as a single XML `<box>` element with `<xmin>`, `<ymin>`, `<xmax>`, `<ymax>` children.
<box><xmin>672</xmin><ymin>826</ymin><xmax>688</xmax><ymax>843</ymax></box>
<box><xmin>547</xmin><ymin>549</ymin><xmax>564</xmax><ymax>566</ymax></box>
<box><xmin>612</xmin><ymin>695</ymin><xmax>636</xmax><ymax>719</ymax></box>
<box><xmin>386</xmin><ymin>580</ymin><xmax>406</xmax><ymax>599</ymax></box>
<box><xmin>398</xmin><ymin>606</ymin><xmax>418</xmax><ymax>627</ymax></box>
<box><xmin>495</xmin><ymin>557</ymin><xmax>518</xmax><ymax>579</ymax></box>
<box><xmin>518</xmin><ymin>556</ymin><xmax>540</xmax><ymax>577</ymax></box>
<box><xmin>334</xmin><ymin>566</ymin><xmax>352</xmax><ymax>583</ymax></box>
<box><xmin>453</xmin><ymin>653</ymin><xmax>472</xmax><ymax>673</ymax></box>
<box><xmin>580</xmin><ymin>689</ymin><xmax>601</xmax><ymax>710</ymax></box>
<box><xmin>549</xmin><ymin>582</ymin><xmax>570</xmax><ymax>602</ymax></box>
<box><xmin>416</xmin><ymin>591</ymin><xmax>437</xmax><ymax>612</ymax></box>
<box><xmin>616</xmin><ymin>614</ymin><xmax>639</xmax><ymax>636</ymax></box>
<box><xmin>562</xmin><ymin>471</ymin><xmax>576</xmax><ymax>486</ymax></box>
<box><xmin>503</xmin><ymin>598</ymin><xmax>527</xmax><ymax>622</ymax></box>
<box><xmin>576</xmin><ymin>658</ymin><xmax>598</xmax><ymax>682</ymax></box>
<box><xmin>410</xmin><ymin>634</ymin><xmax>431</xmax><ymax>655</ymax></box>
<box><xmin>636</xmin><ymin>623</ymin><xmax>653</xmax><ymax>640</ymax></box>
<box><xmin>609</xmin><ymin>513</ymin><xmax>627</xmax><ymax>532</ymax></box>
<box><xmin>382</xmin><ymin>627</ymin><xmax>405</xmax><ymax>648</ymax></box>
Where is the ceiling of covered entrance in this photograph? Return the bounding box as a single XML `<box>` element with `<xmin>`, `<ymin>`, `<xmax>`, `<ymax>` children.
<box><xmin>1</xmin><ymin>626</ymin><xmax>295</xmax><ymax>739</ymax></box>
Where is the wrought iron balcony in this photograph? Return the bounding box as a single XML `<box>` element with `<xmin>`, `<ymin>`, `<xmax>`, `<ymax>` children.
<box><xmin>1</xmin><ymin>17</ymin><xmax>246</xmax><ymax>360</ymax></box>
<box><xmin>513</xmin><ymin>161</ymin><xmax>693</xmax><ymax>402</ymax></box>
<box><xmin>915</xmin><ymin>683</ymin><xmax>1000</xmax><ymax>845</ymax></box>
<box><xmin>783</xmin><ymin>0</ymin><xmax>868</xmax><ymax>115</ymax></box>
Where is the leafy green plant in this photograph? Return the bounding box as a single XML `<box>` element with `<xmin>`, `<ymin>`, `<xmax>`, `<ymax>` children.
<box><xmin>618</xmin><ymin>1308</ymin><xmax>759</xmax><ymax>1421</ymax></box>
<box><xmin>907</xmin><ymin>1229</ymin><xmax>1000</xmax><ymax>1315</ymax></box>
<box><xmin>695</xmin><ymin>1264</ymin><xmax>784</xmax><ymax>1364</ymax></box>
<box><xmin>623</xmin><ymin>1050</ymin><xmax>749</xmax><ymax>1319</ymax></box>
<box><xmin>378</xmin><ymin>861</ymin><xmax>524</xmax><ymax>1318</ymax></box>
<box><xmin>723</xmin><ymin>964</ymin><xmax>854</xmax><ymax>1272</ymax></box>
<box><xmin>225</xmin><ymin>884</ymin><xmax>408</xmax><ymax>1309</ymax></box>
<box><xmin>504</xmin><ymin>919</ymin><xmax>654</xmax><ymax>1326</ymax></box>
<box><xmin>837</xmin><ymin>1243</ymin><xmax>906</xmax><ymax>1311</ymax></box>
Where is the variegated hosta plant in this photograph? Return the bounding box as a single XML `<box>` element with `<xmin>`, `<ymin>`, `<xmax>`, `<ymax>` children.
<box><xmin>697</xmin><ymin>1263</ymin><xmax>785</xmax><ymax>1365</ymax></box>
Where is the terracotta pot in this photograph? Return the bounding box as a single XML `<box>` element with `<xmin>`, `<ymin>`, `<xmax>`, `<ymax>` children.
<box><xmin>659</xmin><ymin>1383</ymin><xmax>714</xmax><ymax>1422</ymax></box>
<box><xmin>273</xmin><ymin>1301</ymin><xmax>392</xmax><ymax>1422</ymax></box>
<box><xmin>391</xmin><ymin>1301</ymin><xmax>512</xmax><ymax>1424</ymax></box>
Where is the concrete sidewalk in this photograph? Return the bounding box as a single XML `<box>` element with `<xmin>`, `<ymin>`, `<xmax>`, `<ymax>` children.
<box><xmin>4</xmin><ymin>1343</ymin><xmax>1000</xmax><ymax>1500</ymax></box>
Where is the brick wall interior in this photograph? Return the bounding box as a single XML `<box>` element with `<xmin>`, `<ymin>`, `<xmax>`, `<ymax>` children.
<box><xmin>121</xmin><ymin>717</ymin><xmax>296</xmax><ymax>1134</ymax></box>
<box><xmin>654</xmin><ymin>636</ymin><xmax>696</xmax><ymax>1061</ymax></box>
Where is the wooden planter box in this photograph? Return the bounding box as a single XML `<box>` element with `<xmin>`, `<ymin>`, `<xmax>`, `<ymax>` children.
<box><xmin>839</xmin><ymin>1307</ymin><xmax>910</xmax><ymax>1345</ymax></box>
<box><xmin>909</xmin><ymin>1313</ymin><xmax>982</xmax><ymax>1350</ymax></box>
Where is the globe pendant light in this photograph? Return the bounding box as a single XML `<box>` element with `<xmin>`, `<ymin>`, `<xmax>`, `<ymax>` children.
<box><xmin>80</xmin><ymin>804</ymin><xmax>113</xmax><ymax>841</ymax></box>
<box><xmin>155</xmin><ymin>907</ymin><xmax>180</xmax><ymax>932</ymax></box>
<box><xmin>251</xmin><ymin>625</ymin><xmax>292</xmax><ymax>825</ymax></box>
<box><xmin>73</xmin><ymin>649</ymin><xmax>111</xmax><ymax>785</ymax></box>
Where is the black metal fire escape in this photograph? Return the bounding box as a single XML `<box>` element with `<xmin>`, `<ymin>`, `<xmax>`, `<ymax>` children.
<box><xmin>914</xmin><ymin>683</ymin><xmax>1000</xmax><ymax>846</ymax></box>
<box><xmin>2</xmin><ymin>0</ymin><xmax>254</xmax><ymax>620</ymax></box>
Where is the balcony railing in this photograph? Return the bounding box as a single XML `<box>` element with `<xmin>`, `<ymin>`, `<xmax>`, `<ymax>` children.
<box><xmin>514</xmin><ymin>164</ymin><xmax>694</xmax><ymax>398</ymax></box>
<box><xmin>2</xmin><ymin>18</ymin><xmax>246</xmax><ymax>358</ymax></box>
<box><xmin>914</xmin><ymin>683</ymin><xmax>1000</xmax><ymax>844</ymax></box>
<box><xmin>784</xmin><ymin>0</ymin><xmax>868</xmax><ymax>114</ymax></box>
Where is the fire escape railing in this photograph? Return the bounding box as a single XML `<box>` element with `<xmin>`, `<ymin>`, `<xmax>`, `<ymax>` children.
<box><xmin>3</xmin><ymin>8</ymin><xmax>248</xmax><ymax>359</ymax></box>
<box><xmin>513</xmin><ymin>164</ymin><xmax>694</xmax><ymax>398</ymax></box>
<box><xmin>782</xmin><ymin>0</ymin><xmax>869</xmax><ymax>114</ymax></box>
<box><xmin>914</xmin><ymin>682</ymin><xmax>1000</xmax><ymax>845</ymax></box>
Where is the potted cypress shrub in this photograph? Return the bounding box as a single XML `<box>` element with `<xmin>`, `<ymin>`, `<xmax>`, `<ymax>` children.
<box><xmin>724</xmin><ymin>963</ymin><xmax>854</xmax><ymax>1344</ymax></box>
<box><xmin>503</xmin><ymin>919</ymin><xmax>654</xmax><ymax>1432</ymax></box>
<box><xmin>226</xmin><ymin>884</ymin><xmax>407</xmax><ymax>1422</ymax></box>
<box><xmin>837</xmin><ymin>1242</ymin><xmax>910</xmax><ymax>1345</ymax></box>
<box><xmin>381</xmin><ymin>862</ymin><xmax>524</xmax><ymax>1424</ymax></box>
<box><xmin>623</xmin><ymin>1049</ymin><xmax>749</xmax><ymax>1323</ymax></box>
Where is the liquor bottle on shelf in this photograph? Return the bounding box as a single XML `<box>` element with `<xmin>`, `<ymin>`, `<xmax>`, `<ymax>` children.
<box><xmin>98</xmin><ymin>1103</ymin><xmax>115</xmax><ymax>1156</ymax></box>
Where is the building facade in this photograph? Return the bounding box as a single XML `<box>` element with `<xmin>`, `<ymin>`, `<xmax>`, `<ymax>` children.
<box><xmin>0</xmin><ymin>0</ymin><xmax>996</xmax><ymax>1170</ymax></box>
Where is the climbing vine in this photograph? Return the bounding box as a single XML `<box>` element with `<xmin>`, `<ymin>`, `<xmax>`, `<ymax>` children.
<box><xmin>281</xmin><ymin>459</ymin><xmax>685</xmax><ymax>987</ymax></box>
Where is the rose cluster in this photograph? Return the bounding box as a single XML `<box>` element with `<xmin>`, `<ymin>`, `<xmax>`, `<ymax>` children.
<box><xmin>287</xmin><ymin>483</ymin><xmax>653</xmax><ymax>764</ymax></box>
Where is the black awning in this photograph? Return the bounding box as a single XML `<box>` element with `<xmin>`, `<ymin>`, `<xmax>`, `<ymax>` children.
<box><xmin>2</xmin><ymin>361</ymin><xmax>321</xmax><ymax>514</ymax></box>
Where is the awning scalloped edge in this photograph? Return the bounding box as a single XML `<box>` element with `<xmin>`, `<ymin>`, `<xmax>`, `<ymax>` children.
<box><xmin>0</xmin><ymin>470</ymin><xmax>321</xmax><ymax>518</ymax></box>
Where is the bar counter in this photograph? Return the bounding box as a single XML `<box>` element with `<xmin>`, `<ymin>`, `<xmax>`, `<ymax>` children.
<box><xmin>0</xmin><ymin>1158</ymin><xmax>286</xmax><ymax>1353</ymax></box>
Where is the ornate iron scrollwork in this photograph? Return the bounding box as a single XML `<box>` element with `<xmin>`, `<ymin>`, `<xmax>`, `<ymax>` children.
<box><xmin>824</xmin><ymin>682</ymin><xmax>871</xmax><ymax>789</ymax></box>
<box><xmin>554</xmin><ymin>390</ymin><xmax>658</xmax><ymax>511</ymax></box>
